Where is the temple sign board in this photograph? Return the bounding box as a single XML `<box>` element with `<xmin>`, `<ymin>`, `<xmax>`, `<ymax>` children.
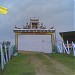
<box><xmin>13</xmin><ymin>18</ymin><xmax>55</xmax><ymax>52</ymax></box>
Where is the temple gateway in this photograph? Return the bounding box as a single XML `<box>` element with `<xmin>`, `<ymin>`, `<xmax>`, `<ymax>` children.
<box><xmin>13</xmin><ymin>17</ymin><xmax>55</xmax><ymax>52</ymax></box>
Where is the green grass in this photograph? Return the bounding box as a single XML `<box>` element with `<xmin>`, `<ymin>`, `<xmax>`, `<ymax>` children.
<box><xmin>0</xmin><ymin>53</ymin><xmax>35</xmax><ymax>75</ymax></box>
<box><xmin>34</xmin><ymin>53</ymin><xmax>51</xmax><ymax>64</ymax></box>
<box><xmin>31</xmin><ymin>53</ymin><xmax>74</xmax><ymax>75</ymax></box>
<box><xmin>46</xmin><ymin>53</ymin><xmax>75</xmax><ymax>71</ymax></box>
<box><xmin>0</xmin><ymin>52</ymin><xmax>75</xmax><ymax>75</ymax></box>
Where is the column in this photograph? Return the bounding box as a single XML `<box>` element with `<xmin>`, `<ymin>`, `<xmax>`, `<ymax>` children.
<box><xmin>15</xmin><ymin>34</ymin><xmax>18</xmax><ymax>52</ymax></box>
<box><xmin>51</xmin><ymin>33</ymin><xmax>54</xmax><ymax>50</ymax></box>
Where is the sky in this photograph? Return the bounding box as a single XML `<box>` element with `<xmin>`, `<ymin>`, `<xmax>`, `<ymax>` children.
<box><xmin>0</xmin><ymin>0</ymin><xmax>74</xmax><ymax>52</ymax></box>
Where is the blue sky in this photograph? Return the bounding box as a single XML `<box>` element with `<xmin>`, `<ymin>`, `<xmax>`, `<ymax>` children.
<box><xmin>0</xmin><ymin>0</ymin><xmax>74</xmax><ymax>51</ymax></box>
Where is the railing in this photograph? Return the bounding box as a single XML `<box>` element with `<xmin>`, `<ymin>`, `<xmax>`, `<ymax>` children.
<box><xmin>0</xmin><ymin>42</ymin><xmax>14</xmax><ymax>70</ymax></box>
<box><xmin>55</xmin><ymin>40</ymin><xmax>75</xmax><ymax>56</ymax></box>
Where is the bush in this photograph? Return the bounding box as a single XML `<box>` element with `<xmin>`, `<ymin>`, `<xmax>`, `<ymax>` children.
<box><xmin>52</xmin><ymin>45</ymin><xmax>58</xmax><ymax>53</ymax></box>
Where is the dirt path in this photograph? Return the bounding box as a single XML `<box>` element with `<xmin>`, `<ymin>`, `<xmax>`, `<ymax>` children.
<box><xmin>31</xmin><ymin>53</ymin><xmax>51</xmax><ymax>75</ymax></box>
<box><xmin>30</xmin><ymin>52</ymin><xmax>74</xmax><ymax>75</ymax></box>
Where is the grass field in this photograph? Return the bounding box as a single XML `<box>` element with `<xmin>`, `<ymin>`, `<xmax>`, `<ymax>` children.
<box><xmin>0</xmin><ymin>52</ymin><xmax>75</xmax><ymax>75</ymax></box>
<box><xmin>46</xmin><ymin>53</ymin><xmax>75</xmax><ymax>71</ymax></box>
<box><xmin>0</xmin><ymin>53</ymin><xmax>35</xmax><ymax>75</ymax></box>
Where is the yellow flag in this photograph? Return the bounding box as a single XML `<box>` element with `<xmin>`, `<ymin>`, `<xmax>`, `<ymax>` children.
<box><xmin>0</xmin><ymin>6</ymin><xmax>8</xmax><ymax>15</ymax></box>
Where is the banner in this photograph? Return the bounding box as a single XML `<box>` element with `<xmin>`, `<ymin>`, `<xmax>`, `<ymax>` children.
<box><xmin>0</xmin><ymin>6</ymin><xmax>8</xmax><ymax>14</ymax></box>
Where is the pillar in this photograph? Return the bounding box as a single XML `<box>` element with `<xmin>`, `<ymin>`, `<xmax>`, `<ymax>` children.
<box><xmin>15</xmin><ymin>34</ymin><xmax>18</xmax><ymax>52</ymax></box>
<box><xmin>51</xmin><ymin>33</ymin><xmax>54</xmax><ymax>50</ymax></box>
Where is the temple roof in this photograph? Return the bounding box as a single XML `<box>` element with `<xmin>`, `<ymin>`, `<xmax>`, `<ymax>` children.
<box><xmin>14</xmin><ymin>17</ymin><xmax>55</xmax><ymax>34</ymax></box>
<box><xmin>14</xmin><ymin>17</ymin><xmax>55</xmax><ymax>30</ymax></box>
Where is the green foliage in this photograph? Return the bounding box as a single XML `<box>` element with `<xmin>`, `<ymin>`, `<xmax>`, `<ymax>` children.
<box><xmin>13</xmin><ymin>45</ymin><xmax>16</xmax><ymax>53</ymax></box>
<box><xmin>52</xmin><ymin>45</ymin><xmax>58</xmax><ymax>53</ymax></box>
<box><xmin>13</xmin><ymin>45</ymin><xmax>17</xmax><ymax>53</ymax></box>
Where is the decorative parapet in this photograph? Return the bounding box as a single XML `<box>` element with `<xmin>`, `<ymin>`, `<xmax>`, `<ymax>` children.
<box><xmin>14</xmin><ymin>18</ymin><xmax>55</xmax><ymax>33</ymax></box>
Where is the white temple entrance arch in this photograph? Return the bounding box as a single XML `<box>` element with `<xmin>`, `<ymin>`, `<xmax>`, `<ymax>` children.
<box><xmin>13</xmin><ymin>18</ymin><xmax>55</xmax><ymax>52</ymax></box>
